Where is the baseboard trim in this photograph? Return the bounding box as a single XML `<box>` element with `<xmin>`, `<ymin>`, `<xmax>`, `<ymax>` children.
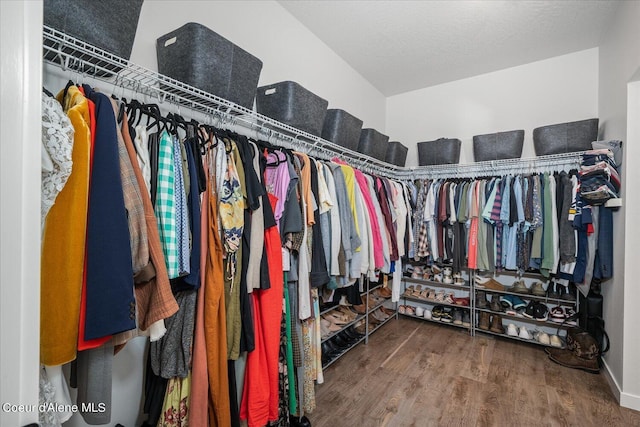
<box><xmin>601</xmin><ymin>358</ymin><xmax>621</xmax><ymax>403</ymax></box>
<box><xmin>601</xmin><ymin>359</ymin><xmax>640</xmax><ymax>411</ymax></box>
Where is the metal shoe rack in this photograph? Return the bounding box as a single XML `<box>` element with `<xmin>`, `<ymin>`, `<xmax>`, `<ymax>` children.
<box><xmin>320</xmin><ymin>278</ymin><xmax>396</xmax><ymax>370</ymax></box>
<box><xmin>399</xmin><ymin>269</ymin><xmax>580</xmax><ymax>349</ymax></box>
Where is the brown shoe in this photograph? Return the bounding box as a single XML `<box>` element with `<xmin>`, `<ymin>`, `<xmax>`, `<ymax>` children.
<box><xmin>530</xmin><ymin>282</ymin><xmax>546</xmax><ymax>297</ymax></box>
<box><xmin>368</xmin><ymin>314</ymin><xmax>381</xmax><ymax>327</ymax></box>
<box><xmin>489</xmin><ymin>314</ymin><xmax>505</xmax><ymax>334</ymax></box>
<box><xmin>478</xmin><ymin>311</ymin><xmax>491</xmax><ymax>330</ymax></box>
<box><xmin>475</xmin><ymin>276</ymin><xmax>505</xmax><ymax>291</ymax></box>
<box><xmin>352</xmin><ymin>303</ymin><xmax>366</xmax><ymax>314</ymax></box>
<box><xmin>378</xmin><ymin>286</ymin><xmax>392</xmax><ymax>298</ymax></box>
<box><xmin>476</xmin><ymin>291</ymin><xmax>489</xmax><ymax>309</ymax></box>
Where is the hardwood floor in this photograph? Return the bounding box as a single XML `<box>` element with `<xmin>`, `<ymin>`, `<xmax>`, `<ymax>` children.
<box><xmin>309</xmin><ymin>317</ymin><xmax>640</xmax><ymax>427</ymax></box>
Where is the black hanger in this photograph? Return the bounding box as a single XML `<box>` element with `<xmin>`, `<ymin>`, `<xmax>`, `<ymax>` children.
<box><xmin>62</xmin><ymin>79</ymin><xmax>75</xmax><ymax>100</ymax></box>
<box><xmin>43</xmin><ymin>86</ymin><xmax>55</xmax><ymax>98</ymax></box>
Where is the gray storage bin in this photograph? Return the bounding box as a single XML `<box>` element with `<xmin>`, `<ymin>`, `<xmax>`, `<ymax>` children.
<box><xmin>357</xmin><ymin>129</ymin><xmax>389</xmax><ymax>161</ymax></box>
<box><xmin>417</xmin><ymin>138</ymin><xmax>462</xmax><ymax>165</ymax></box>
<box><xmin>256</xmin><ymin>81</ymin><xmax>328</xmax><ymax>136</ymax></box>
<box><xmin>533</xmin><ymin>118</ymin><xmax>599</xmax><ymax>156</ymax></box>
<box><xmin>321</xmin><ymin>109</ymin><xmax>363</xmax><ymax>151</ymax></box>
<box><xmin>156</xmin><ymin>23</ymin><xmax>263</xmax><ymax>109</ymax></box>
<box><xmin>44</xmin><ymin>0</ymin><xmax>143</xmax><ymax>74</ymax></box>
<box><xmin>385</xmin><ymin>141</ymin><xmax>408</xmax><ymax>166</ymax></box>
<box><xmin>473</xmin><ymin>130</ymin><xmax>524</xmax><ymax>162</ymax></box>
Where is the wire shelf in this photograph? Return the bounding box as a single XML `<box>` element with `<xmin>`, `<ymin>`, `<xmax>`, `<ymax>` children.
<box><xmin>42</xmin><ymin>25</ymin><xmax>584</xmax><ymax>180</ymax></box>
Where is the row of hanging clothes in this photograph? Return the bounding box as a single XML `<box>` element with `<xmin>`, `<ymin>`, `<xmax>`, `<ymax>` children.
<box><xmin>406</xmin><ymin>151</ymin><xmax>619</xmax><ymax>297</ymax></box>
<box><xmin>39</xmin><ymin>81</ymin><xmax>413</xmax><ymax>427</ymax></box>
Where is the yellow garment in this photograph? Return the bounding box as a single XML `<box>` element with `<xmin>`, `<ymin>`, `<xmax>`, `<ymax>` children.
<box><xmin>340</xmin><ymin>165</ymin><xmax>361</xmax><ymax>252</ymax></box>
<box><xmin>40</xmin><ymin>87</ymin><xmax>91</xmax><ymax>365</ymax></box>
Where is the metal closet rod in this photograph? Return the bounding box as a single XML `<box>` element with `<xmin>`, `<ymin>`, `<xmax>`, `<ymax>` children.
<box><xmin>42</xmin><ymin>25</ymin><xmax>401</xmax><ymax>178</ymax></box>
<box><xmin>42</xmin><ymin>25</ymin><xmax>585</xmax><ymax>180</ymax></box>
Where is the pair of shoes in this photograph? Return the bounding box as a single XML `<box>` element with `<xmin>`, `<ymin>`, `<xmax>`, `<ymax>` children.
<box><xmin>320</xmin><ymin>317</ymin><xmax>342</xmax><ymax>338</ymax></box>
<box><xmin>474</xmin><ymin>276</ymin><xmax>505</xmax><ymax>291</ymax></box>
<box><xmin>476</xmin><ymin>291</ymin><xmax>489</xmax><ymax>309</ymax></box>
<box><xmin>478</xmin><ymin>311</ymin><xmax>490</xmax><ymax>330</ymax></box>
<box><xmin>534</xmin><ymin>331</ymin><xmax>550</xmax><ymax>345</ymax></box>
<box><xmin>523</xmin><ymin>301</ymin><xmax>549</xmax><ymax>321</ymax></box>
<box><xmin>432</xmin><ymin>305</ymin><xmax>444</xmax><ymax>321</ymax></box>
<box><xmin>489</xmin><ymin>296</ymin><xmax>503</xmax><ymax>313</ymax></box>
<box><xmin>452</xmin><ymin>296</ymin><xmax>470</xmax><ymax>306</ymax></box>
<box><xmin>452</xmin><ymin>308</ymin><xmax>463</xmax><ymax>325</ymax></box>
<box><xmin>506</xmin><ymin>324</ymin><xmax>533</xmax><ymax>339</ymax></box>
<box><xmin>547</xmin><ymin>281</ymin><xmax>561</xmax><ymax>299</ymax></box>
<box><xmin>411</xmin><ymin>266</ymin><xmax>424</xmax><ymax>279</ymax></box>
<box><xmin>511</xmin><ymin>280</ymin><xmax>530</xmax><ymax>294</ymax></box>
<box><xmin>559</xmin><ymin>283</ymin><xmax>576</xmax><ymax>301</ymax></box>
<box><xmin>424</xmin><ymin>309</ymin><xmax>432</xmax><ymax>320</ymax></box>
<box><xmin>550</xmin><ymin>306</ymin><xmax>566</xmax><ymax>323</ymax></box>
<box><xmin>415</xmin><ymin>306</ymin><xmax>425</xmax><ymax>317</ymax></box>
<box><xmin>477</xmin><ymin>310</ymin><xmax>504</xmax><ymax>333</ymax></box>
<box><xmin>443</xmin><ymin>292</ymin><xmax>454</xmax><ymax>304</ymax></box>
<box><xmin>440</xmin><ymin>307</ymin><xmax>453</xmax><ymax>323</ymax></box>
<box><xmin>500</xmin><ymin>294</ymin><xmax>527</xmax><ymax>310</ymax></box>
<box><xmin>378</xmin><ymin>286</ymin><xmax>392</xmax><ymax>298</ymax></box>
<box><xmin>530</xmin><ymin>282</ymin><xmax>546</xmax><ymax>297</ymax></box>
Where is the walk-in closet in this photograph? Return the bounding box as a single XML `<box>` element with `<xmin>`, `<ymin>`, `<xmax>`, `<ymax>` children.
<box><xmin>2</xmin><ymin>1</ymin><xmax>640</xmax><ymax>426</ymax></box>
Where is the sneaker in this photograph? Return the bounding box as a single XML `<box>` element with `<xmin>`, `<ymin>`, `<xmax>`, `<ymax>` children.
<box><xmin>425</xmin><ymin>288</ymin><xmax>436</xmax><ymax>300</ymax></box>
<box><xmin>443</xmin><ymin>292</ymin><xmax>454</xmax><ymax>304</ymax></box>
<box><xmin>530</xmin><ymin>282</ymin><xmax>546</xmax><ymax>297</ymax></box>
<box><xmin>452</xmin><ymin>309</ymin><xmax>463</xmax><ymax>325</ymax></box>
<box><xmin>506</xmin><ymin>323</ymin><xmax>518</xmax><ymax>337</ymax></box>
<box><xmin>415</xmin><ymin>306</ymin><xmax>425</xmax><ymax>317</ymax></box>
<box><xmin>440</xmin><ymin>307</ymin><xmax>453</xmax><ymax>323</ymax></box>
<box><xmin>499</xmin><ymin>294</ymin><xmax>514</xmax><ymax>308</ymax></box>
<box><xmin>462</xmin><ymin>311</ymin><xmax>471</xmax><ymax>327</ymax></box>
<box><xmin>510</xmin><ymin>295</ymin><xmax>527</xmax><ymax>310</ymax></box>
<box><xmin>424</xmin><ymin>309</ymin><xmax>432</xmax><ymax>320</ymax></box>
<box><xmin>435</xmin><ymin>290</ymin><xmax>445</xmax><ymax>302</ymax></box>
<box><xmin>550</xmin><ymin>306</ymin><xmax>566</xmax><ymax>323</ymax></box>
<box><xmin>523</xmin><ymin>301</ymin><xmax>536</xmax><ymax>319</ymax></box>
<box><xmin>533</xmin><ymin>302</ymin><xmax>549</xmax><ymax>321</ymax></box>
<box><xmin>564</xmin><ymin>308</ymin><xmax>578</xmax><ymax>326</ymax></box>
<box><xmin>511</xmin><ymin>280</ymin><xmax>530</xmax><ymax>294</ymax></box>
<box><xmin>454</xmin><ymin>277</ymin><xmax>466</xmax><ymax>286</ymax></box>
<box><xmin>518</xmin><ymin>326</ymin><xmax>533</xmax><ymax>340</ymax></box>
<box><xmin>550</xmin><ymin>335</ymin><xmax>563</xmax><ymax>348</ymax></box>
<box><xmin>547</xmin><ymin>281</ymin><xmax>560</xmax><ymax>299</ymax></box>
<box><xmin>535</xmin><ymin>331</ymin><xmax>551</xmax><ymax>345</ymax></box>
<box><xmin>431</xmin><ymin>306</ymin><xmax>443</xmax><ymax>321</ymax></box>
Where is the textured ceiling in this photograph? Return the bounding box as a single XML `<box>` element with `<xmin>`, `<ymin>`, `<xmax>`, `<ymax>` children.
<box><xmin>278</xmin><ymin>0</ymin><xmax>621</xmax><ymax>96</ymax></box>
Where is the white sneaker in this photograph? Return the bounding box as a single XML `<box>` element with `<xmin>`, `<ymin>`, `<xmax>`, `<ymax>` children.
<box><xmin>424</xmin><ymin>310</ymin><xmax>432</xmax><ymax>320</ymax></box>
<box><xmin>550</xmin><ymin>335</ymin><xmax>563</xmax><ymax>348</ymax></box>
<box><xmin>518</xmin><ymin>326</ymin><xmax>533</xmax><ymax>340</ymax></box>
<box><xmin>415</xmin><ymin>306</ymin><xmax>425</xmax><ymax>317</ymax></box>
<box><xmin>535</xmin><ymin>331</ymin><xmax>550</xmax><ymax>345</ymax></box>
<box><xmin>506</xmin><ymin>323</ymin><xmax>519</xmax><ymax>337</ymax></box>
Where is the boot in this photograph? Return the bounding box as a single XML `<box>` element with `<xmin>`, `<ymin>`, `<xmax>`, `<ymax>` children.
<box><xmin>476</xmin><ymin>291</ymin><xmax>489</xmax><ymax>309</ymax></box>
<box><xmin>489</xmin><ymin>314</ymin><xmax>505</xmax><ymax>334</ymax></box>
<box><xmin>478</xmin><ymin>311</ymin><xmax>490</xmax><ymax>330</ymax></box>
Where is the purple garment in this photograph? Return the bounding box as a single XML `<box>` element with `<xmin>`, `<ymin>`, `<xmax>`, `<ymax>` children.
<box><xmin>264</xmin><ymin>151</ymin><xmax>291</xmax><ymax>230</ymax></box>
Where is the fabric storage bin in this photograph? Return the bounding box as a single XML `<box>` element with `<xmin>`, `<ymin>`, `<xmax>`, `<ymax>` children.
<box><xmin>533</xmin><ymin>118</ymin><xmax>599</xmax><ymax>156</ymax></box>
<box><xmin>417</xmin><ymin>138</ymin><xmax>462</xmax><ymax>165</ymax></box>
<box><xmin>473</xmin><ymin>130</ymin><xmax>524</xmax><ymax>162</ymax></box>
<box><xmin>321</xmin><ymin>109</ymin><xmax>363</xmax><ymax>151</ymax></box>
<box><xmin>357</xmin><ymin>129</ymin><xmax>389</xmax><ymax>161</ymax></box>
<box><xmin>385</xmin><ymin>141</ymin><xmax>408</xmax><ymax>166</ymax></box>
<box><xmin>44</xmin><ymin>0</ymin><xmax>144</xmax><ymax>74</ymax></box>
<box><xmin>156</xmin><ymin>23</ymin><xmax>263</xmax><ymax>109</ymax></box>
<box><xmin>256</xmin><ymin>81</ymin><xmax>328</xmax><ymax>136</ymax></box>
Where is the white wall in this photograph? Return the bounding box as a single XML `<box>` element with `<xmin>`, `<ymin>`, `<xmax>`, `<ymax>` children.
<box><xmin>386</xmin><ymin>48</ymin><xmax>599</xmax><ymax>167</ymax></box>
<box><xmin>0</xmin><ymin>1</ymin><xmax>42</xmax><ymax>426</ymax></box>
<box><xmin>129</xmin><ymin>0</ymin><xmax>386</xmax><ymax>131</ymax></box>
<box><xmin>598</xmin><ymin>0</ymin><xmax>640</xmax><ymax>411</ymax></box>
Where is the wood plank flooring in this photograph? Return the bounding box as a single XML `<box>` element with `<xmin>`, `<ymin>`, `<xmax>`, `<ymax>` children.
<box><xmin>309</xmin><ymin>317</ymin><xmax>640</xmax><ymax>427</ymax></box>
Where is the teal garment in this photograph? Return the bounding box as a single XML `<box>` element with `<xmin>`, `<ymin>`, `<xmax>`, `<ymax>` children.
<box><xmin>284</xmin><ymin>273</ymin><xmax>298</xmax><ymax>414</ymax></box>
<box><xmin>154</xmin><ymin>130</ymin><xmax>179</xmax><ymax>278</ymax></box>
